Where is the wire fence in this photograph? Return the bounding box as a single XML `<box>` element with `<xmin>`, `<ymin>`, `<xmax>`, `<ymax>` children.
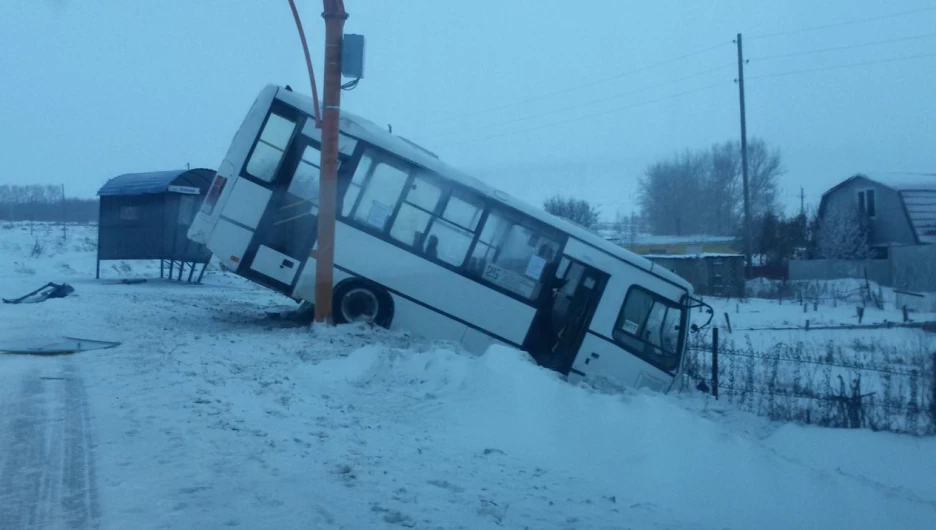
<box><xmin>684</xmin><ymin>331</ymin><xmax>936</xmax><ymax>436</ymax></box>
<box><xmin>745</xmin><ymin>278</ymin><xmax>887</xmax><ymax>308</ymax></box>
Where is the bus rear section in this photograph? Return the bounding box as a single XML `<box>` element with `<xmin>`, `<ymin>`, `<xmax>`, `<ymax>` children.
<box><xmin>188</xmin><ymin>84</ymin><xmax>698</xmax><ymax>393</ymax></box>
<box><xmin>188</xmin><ymin>85</ymin><xmax>357</xmax><ymax>296</ymax></box>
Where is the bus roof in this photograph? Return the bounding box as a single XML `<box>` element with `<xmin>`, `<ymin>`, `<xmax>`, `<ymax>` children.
<box><xmin>271</xmin><ymin>85</ymin><xmax>691</xmax><ymax>292</ymax></box>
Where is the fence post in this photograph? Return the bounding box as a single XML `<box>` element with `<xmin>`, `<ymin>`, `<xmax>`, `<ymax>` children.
<box><xmin>712</xmin><ymin>327</ymin><xmax>719</xmax><ymax>400</ymax></box>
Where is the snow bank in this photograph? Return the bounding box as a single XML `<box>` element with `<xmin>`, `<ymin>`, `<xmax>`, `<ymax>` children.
<box><xmin>289</xmin><ymin>341</ymin><xmax>936</xmax><ymax>529</ymax></box>
<box><xmin>3</xmin><ymin>222</ymin><xmax>936</xmax><ymax>529</ymax></box>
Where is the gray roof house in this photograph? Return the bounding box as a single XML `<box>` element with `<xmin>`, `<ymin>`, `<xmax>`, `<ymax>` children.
<box><xmin>817</xmin><ymin>173</ymin><xmax>936</xmax><ymax>250</ymax></box>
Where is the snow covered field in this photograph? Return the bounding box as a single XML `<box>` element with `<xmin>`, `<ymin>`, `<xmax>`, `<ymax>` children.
<box><xmin>683</xmin><ymin>278</ymin><xmax>936</xmax><ymax>434</ymax></box>
<box><xmin>2</xmin><ymin>223</ymin><xmax>936</xmax><ymax>529</ymax></box>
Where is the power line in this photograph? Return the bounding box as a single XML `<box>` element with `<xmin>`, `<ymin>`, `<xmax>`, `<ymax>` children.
<box><xmin>749</xmin><ymin>6</ymin><xmax>936</xmax><ymax>40</ymax></box>
<box><xmin>433</xmin><ymin>83</ymin><xmax>726</xmax><ymax>148</ymax></box>
<box><xmin>418</xmin><ymin>63</ymin><xmax>733</xmax><ymax>141</ymax></box>
<box><xmin>748</xmin><ymin>51</ymin><xmax>936</xmax><ymax>80</ymax></box>
<box><xmin>417</xmin><ymin>41</ymin><xmax>731</xmax><ymax>128</ymax></box>
<box><xmin>751</xmin><ymin>32</ymin><xmax>936</xmax><ymax>61</ymax></box>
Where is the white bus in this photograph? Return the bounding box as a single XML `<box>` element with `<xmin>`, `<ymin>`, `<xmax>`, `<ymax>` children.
<box><xmin>189</xmin><ymin>84</ymin><xmax>710</xmax><ymax>392</ymax></box>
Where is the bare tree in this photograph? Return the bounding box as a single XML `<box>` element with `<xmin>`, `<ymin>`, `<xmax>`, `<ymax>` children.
<box><xmin>746</xmin><ymin>139</ymin><xmax>781</xmax><ymax>220</ymax></box>
<box><xmin>543</xmin><ymin>195</ymin><xmax>600</xmax><ymax>229</ymax></box>
<box><xmin>638</xmin><ymin>150</ymin><xmax>706</xmax><ymax>236</ymax></box>
<box><xmin>638</xmin><ymin>137</ymin><xmax>783</xmax><ymax>236</ymax></box>
<box><xmin>703</xmin><ymin>141</ymin><xmax>741</xmax><ymax>235</ymax></box>
<box><xmin>818</xmin><ymin>202</ymin><xmax>872</xmax><ymax>260</ymax></box>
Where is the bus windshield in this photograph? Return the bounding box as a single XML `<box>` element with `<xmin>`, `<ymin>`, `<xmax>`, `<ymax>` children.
<box><xmin>611</xmin><ymin>287</ymin><xmax>685</xmax><ymax>372</ymax></box>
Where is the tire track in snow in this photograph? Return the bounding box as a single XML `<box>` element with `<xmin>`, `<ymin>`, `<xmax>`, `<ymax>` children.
<box><xmin>0</xmin><ymin>370</ymin><xmax>46</xmax><ymax>528</ymax></box>
<box><xmin>0</xmin><ymin>362</ymin><xmax>100</xmax><ymax>529</ymax></box>
<box><xmin>62</xmin><ymin>362</ymin><xmax>101</xmax><ymax>529</ymax></box>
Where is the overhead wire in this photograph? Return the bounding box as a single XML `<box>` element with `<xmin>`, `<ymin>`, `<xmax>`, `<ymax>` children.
<box><xmin>750</xmin><ymin>32</ymin><xmax>936</xmax><ymax>61</ymax></box>
<box><xmin>417</xmin><ymin>41</ymin><xmax>732</xmax><ymax>127</ymax></box>
<box><xmin>433</xmin><ymin>83</ymin><xmax>726</xmax><ymax>148</ymax></box>
<box><xmin>748</xmin><ymin>6</ymin><xmax>936</xmax><ymax>40</ymax></box>
<box><xmin>417</xmin><ymin>63</ymin><xmax>734</xmax><ymax>141</ymax></box>
<box><xmin>417</xmin><ymin>8</ymin><xmax>936</xmax><ymax>147</ymax></box>
<box><xmin>748</xmin><ymin>51</ymin><xmax>936</xmax><ymax>80</ymax></box>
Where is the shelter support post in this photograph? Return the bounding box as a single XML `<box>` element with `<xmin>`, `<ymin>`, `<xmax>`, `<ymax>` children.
<box><xmin>96</xmin><ymin>202</ymin><xmax>102</xmax><ymax>279</ymax></box>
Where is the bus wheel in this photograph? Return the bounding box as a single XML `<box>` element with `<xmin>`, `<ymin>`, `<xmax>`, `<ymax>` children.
<box><xmin>333</xmin><ymin>281</ymin><xmax>394</xmax><ymax>328</ymax></box>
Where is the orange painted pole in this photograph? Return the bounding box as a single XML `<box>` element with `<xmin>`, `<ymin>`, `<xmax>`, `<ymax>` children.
<box><xmin>314</xmin><ymin>0</ymin><xmax>348</xmax><ymax>324</ymax></box>
<box><xmin>287</xmin><ymin>0</ymin><xmax>321</xmax><ymax>126</ymax></box>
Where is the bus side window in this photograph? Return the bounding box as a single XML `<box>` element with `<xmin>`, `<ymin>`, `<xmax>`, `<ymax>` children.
<box><xmin>342</xmin><ymin>154</ymin><xmax>374</xmax><ymax>217</ymax></box>
<box><xmin>245</xmin><ymin>113</ymin><xmax>295</xmax><ymax>182</ymax></box>
<box><xmin>470</xmin><ymin>210</ymin><xmax>561</xmax><ymax>299</ymax></box>
<box><xmin>351</xmin><ymin>159</ymin><xmax>409</xmax><ymax>231</ymax></box>
<box><xmin>390</xmin><ymin>174</ymin><xmax>442</xmax><ymax>248</ymax></box>
<box><xmin>425</xmin><ymin>219</ymin><xmax>473</xmax><ymax>266</ymax></box>
<box><xmin>288</xmin><ymin>145</ymin><xmax>323</xmax><ymax>204</ymax></box>
<box><xmin>423</xmin><ymin>190</ymin><xmax>484</xmax><ymax>267</ymax></box>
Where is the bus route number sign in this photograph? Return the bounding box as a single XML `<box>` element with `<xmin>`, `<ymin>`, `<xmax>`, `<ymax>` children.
<box><xmin>483</xmin><ymin>262</ymin><xmax>536</xmax><ymax>298</ymax></box>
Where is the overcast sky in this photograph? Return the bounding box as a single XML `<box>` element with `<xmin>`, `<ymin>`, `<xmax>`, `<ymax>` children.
<box><xmin>2</xmin><ymin>0</ymin><xmax>934</xmax><ymax>220</ymax></box>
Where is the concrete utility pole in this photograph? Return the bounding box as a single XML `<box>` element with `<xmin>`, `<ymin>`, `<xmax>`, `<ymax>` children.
<box><xmin>314</xmin><ymin>0</ymin><xmax>348</xmax><ymax>324</ymax></box>
<box><xmin>736</xmin><ymin>33</ymin><xmax>752</xmax><ymax>269</ymax></box>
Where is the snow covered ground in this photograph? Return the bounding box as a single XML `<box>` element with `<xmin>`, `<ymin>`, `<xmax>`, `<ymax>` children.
<box><xmin>2</xmin><ymin>223</ymin><xmax>936</xmax><ymax>529</ymax></box>
<box><xmin>688</xmin><ymin>281</ymin><xmax>936</xmax><ymax>434</ymax></box>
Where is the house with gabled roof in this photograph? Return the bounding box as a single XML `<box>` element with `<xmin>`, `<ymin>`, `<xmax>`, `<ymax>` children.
<box><xmin>817</xmin><ymin>172</ymin><xmax>936</xmax><ymax>256</ymax></box>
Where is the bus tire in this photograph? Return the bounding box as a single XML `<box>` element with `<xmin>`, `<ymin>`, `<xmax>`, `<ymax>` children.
<box><xmin>332</xmin><ymin>280</ymin><xmax>394</xmax><ymax>328</ymax></box>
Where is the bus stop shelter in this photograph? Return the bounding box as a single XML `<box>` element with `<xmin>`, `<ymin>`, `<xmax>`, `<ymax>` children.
<box><xmin>96</xmin><ymin>168</ymin><xmax>214</xmax><ymax>282</ymax></box>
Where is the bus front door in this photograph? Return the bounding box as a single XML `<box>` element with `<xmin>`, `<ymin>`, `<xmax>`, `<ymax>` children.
<box><xmin>240</xmin><ymin>139</ymin><xmax>323</xmax><ymax>294</ymax></box>
<box><xmin>526</xmin><ymin>259</ymin><xmax>608</xmax><ymax>375</ymax></box>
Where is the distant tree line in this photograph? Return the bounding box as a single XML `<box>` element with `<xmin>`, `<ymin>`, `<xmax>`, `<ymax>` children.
<box><xmin>0</xmin><ymin>184</ymin><xmax>98</xmax><ymax>223</ymax></box>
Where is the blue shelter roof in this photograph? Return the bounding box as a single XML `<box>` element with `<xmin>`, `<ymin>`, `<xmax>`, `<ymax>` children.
<box><xmin>97</xmin><ymin>170</ymin><xmax>188</xmax><ymax>196</ymax></box>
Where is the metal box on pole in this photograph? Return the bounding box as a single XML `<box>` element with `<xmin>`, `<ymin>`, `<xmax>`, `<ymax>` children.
<box><xmin>341</xmin><ymin>34</ymin><xmax>365</xmax><ymax>79</ymax></box>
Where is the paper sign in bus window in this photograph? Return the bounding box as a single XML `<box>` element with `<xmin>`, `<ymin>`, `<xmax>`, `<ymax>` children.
<box><xmin>366</xmin><ymin>201</ymin><xmax>391</xmax><ymax>229</ymax></box>
<box><xmin>525</xmin><ymin>255</ymin><xmax>547</xmax><ymax>279</ymax></box>
<box><xmin>622</xmin><ymin>320</ymin><xmax>640</xmax><ymax>334</ymax></box>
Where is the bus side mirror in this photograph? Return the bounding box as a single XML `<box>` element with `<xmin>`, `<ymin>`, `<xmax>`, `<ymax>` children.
<box><xmin>690</xmin><ymin>324</ymin><xmax>700</xmax><ymax>334</ymax></box>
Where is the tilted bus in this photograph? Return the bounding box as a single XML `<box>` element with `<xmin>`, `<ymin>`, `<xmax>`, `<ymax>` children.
<box><xmin>188</xmin><ymin>84</ymin><xmax>709</xmax><ymax>392</ymax></box>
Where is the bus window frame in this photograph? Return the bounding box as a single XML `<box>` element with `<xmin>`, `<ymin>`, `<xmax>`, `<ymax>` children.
<box><xmin>239</xmin><ymin>102</ymin><xmax>303</xmax><ymax>188</ymax></box>
<box><xmin>464</xmin><ymin>205</ymin><xmax>564</xmax><ymax>300</ymax></box>
<box><xmin>611</xmin><ymin>285</ymin><xmax>687</xmax><ymax>374</ymax></box>
<box><xmin>334</xmin><ymin>144</ymin><xmax>569</xmax><ymax>308</ymax></box>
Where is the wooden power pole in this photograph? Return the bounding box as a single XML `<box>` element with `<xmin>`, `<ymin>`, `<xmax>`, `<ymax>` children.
<box><xmin>736</xmin><ymin>33</ymin><xmax>752</xmax><ymax>269</ymax></box>
<box><xmin>314</xmin><ymin>0</ymin><xmax>349</xmax><ymax>324</ymax></box>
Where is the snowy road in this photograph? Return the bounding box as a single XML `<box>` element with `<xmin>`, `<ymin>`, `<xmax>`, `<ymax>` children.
<box><xmin>1</xmin><ymin>225</ymin><xmax>936</xmax><ymax>529</ymax></box>
<box><xmin>0</xmin><ymin>357</ymin><xmax>100</xmax><ymax>530</ymax></box>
